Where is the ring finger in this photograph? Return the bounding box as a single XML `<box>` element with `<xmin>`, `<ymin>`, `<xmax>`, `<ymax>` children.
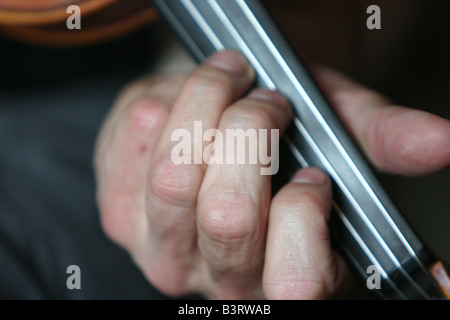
<box><xmin>196</xmin><ymin>89</ymin><xmax>292</xmax><ymax>298</ymax></box>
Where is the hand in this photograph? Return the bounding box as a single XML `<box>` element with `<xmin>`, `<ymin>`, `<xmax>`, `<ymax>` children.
<box><xmin>94</xmin><ymin>50</ymin><xmax>450</xmax><ymax>299</ymax></box>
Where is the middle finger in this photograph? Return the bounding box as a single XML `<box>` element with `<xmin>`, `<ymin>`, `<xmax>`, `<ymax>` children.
<box><xmin>144</xmin><ymin>51</ymin><xmax>255</xmax><ymax>293</ymax></box>
<box><xmin>197</xmin><ymin>89</ymin><xmax>292</xmax><ymax>298</ymax></box>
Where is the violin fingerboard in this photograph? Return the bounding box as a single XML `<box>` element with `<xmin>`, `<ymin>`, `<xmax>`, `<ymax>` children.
<box><xmin>152</xmin><ymin>0</ymin><xmax>447</xmax><ymax>300</ymax></box>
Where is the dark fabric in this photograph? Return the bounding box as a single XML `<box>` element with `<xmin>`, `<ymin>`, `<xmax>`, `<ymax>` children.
<box><xmin>0</xmin><ymin>28</ymin><xmax>169</xmax><ymax>299</ymax></box>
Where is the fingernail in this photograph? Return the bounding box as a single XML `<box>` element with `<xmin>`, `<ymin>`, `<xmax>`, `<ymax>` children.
<box><xmin>207</xmin><ymin>50</ymin><xmax>255</xmax><ymax>79</ymax></box>
<box><xmin>248</xmin><ymin>88</ymin><xmax>290</xmax><ymax>109</ymax></box>
<box><xmin>291</xmin><ymin>167</ymin><xmax>328</xmax><ymax>185</ymax></box>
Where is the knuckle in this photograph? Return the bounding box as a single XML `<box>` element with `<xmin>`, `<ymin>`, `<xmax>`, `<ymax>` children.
<box><xmin>184</xmin><ymin>68</ymin><xmax>234</xmax><ymax>100</ymax></box>
<box><xmin>198</xmin><ymin>191</ymin><xmax>257</xmax><ymax>243</ymax></box>
<box><xmin>223</xmin><ymin>103</ymin><xmax>276</xmax><ymax>130</ymax></box>
<box><xmin>296</xmin><ymin>190</ymin><xmax>329</xmax><ymax>215</ymax></box>
<box><xmin>149</xmin><ymin>154</ymin><xmax>202</xmax><ymax>208</ymax></box>
<box><xmin>366</xmin><ymin>108</ymin><xmax>389</xmax><ymax>160</ymax></box>
<box><xmin>271</xmin><ymin>188</ymin><xmax>330</xmax><ymax>239</ymax></box>
<box><xmin>273</xmin><ymin>186</ymin><xmax>327</xmax><ymax>214</ymax></box>
<box><xmin>126</xmin><ymin>96</ymin><xmax>169</xmax><ymax>136</ymax></box>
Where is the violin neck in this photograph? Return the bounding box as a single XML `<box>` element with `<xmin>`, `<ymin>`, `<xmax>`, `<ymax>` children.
<box><xmin>152</xmin><ymin>0</ymin><xmax>448</xmax><ymax>299</ymax></box>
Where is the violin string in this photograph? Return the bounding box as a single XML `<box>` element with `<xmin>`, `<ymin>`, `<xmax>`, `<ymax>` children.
<box><xmin>290</xmin><ymin>118</ymin><xmax>430</xmax><ymax>299</ymax></box>
<box><xmin>234</xmin><ymin>0</ymin><xmax>432</xmax><ymax>281</ymax></box>
<box><xmin>210</xmin><ymin>0</ymin><xmax>433</xmax><ymax>299</ymax></box>
<box><xmin>283</xmin><ymin>136</ymin><xmax>404</xmax><ymax>299</ymax></box>
<box><xmin>175</xmin><ymin>0</ymin><xmax>414</xmax><ymax>299</ymax></box>
<box><xmin>154</xmin><ymin>0</ymin><xmax>207</xmax><ymax>60</ymax></box>
<box><xmin>156</xmin><ymin>0</ymin><xmax>432</xmax><ymax>299</ymax></box>
<box><xmin>204</xmin><ymin>0</ymin><xmax>418</xmax><ymax>299</ymax></box>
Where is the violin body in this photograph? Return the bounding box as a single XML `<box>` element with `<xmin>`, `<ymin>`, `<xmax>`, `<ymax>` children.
<box><xmin>0</xmin><ymin>0</ymin><xmax>157</xmax><ymax>45</ymax></box>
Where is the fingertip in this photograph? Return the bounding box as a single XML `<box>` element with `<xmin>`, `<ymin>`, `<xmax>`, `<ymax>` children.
<box><xmin>248</xmin><ymin>88</ymin><xmax>290</xmax><ymax>110</ymax></box>
<box><xmin>264</xmin><ymin>167</ymin><xmax>341</xmax><ymax>300</ymax></box>
<box><xmin>290</xmin><ymin>167</ymin><xmax>329</xmax><ymax>185</ymax></box>
<box><xmin>206</xmin><ymin>50</ymin><xmax>254</xmax><ymax>80</ymax></box>
<box><xmin>367</xmin><ymin>107</ymin><xmax>450</xmax><ymax>176</ymax></box>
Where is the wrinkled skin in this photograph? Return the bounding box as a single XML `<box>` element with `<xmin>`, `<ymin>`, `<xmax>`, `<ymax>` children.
<box><xmin>94</xmin><ymin>1</ymin><xmax>450</xmax><ymax>299</ymax></box>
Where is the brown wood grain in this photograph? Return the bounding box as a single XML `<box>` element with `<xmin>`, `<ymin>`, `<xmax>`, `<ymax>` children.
<box><xmin>0</xmin><ymin>0</ymin><xmax>118</xmax><ymax>25</ymax></box>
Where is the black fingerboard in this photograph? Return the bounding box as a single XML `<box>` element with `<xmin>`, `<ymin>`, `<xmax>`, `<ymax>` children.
<box><xmin>152</xmin><ymin>0</ymin><xmax>446</xmax><ymax>300</ymax></box>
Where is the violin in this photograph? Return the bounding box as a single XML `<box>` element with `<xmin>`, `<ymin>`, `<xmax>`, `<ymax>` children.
<box><xmin>0</xmin><ymin>0</ymin><xmax>448</xmax><ymax>300</ymax></box>
<box><xmin>0</xmin><ymin>0</ymin><xmax>157</xmax><ymax>45</ymax></box>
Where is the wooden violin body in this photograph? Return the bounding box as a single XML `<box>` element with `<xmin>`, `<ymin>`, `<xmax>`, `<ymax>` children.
<box><xmin>0</xmin><ymin>0</ymin><xmax>157</xmax><ymax>45</ymax></box>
